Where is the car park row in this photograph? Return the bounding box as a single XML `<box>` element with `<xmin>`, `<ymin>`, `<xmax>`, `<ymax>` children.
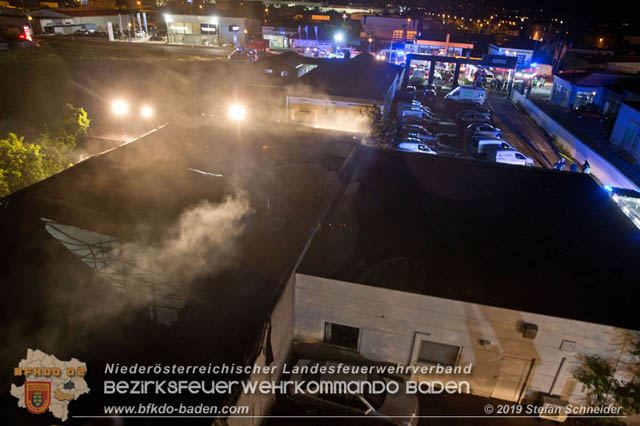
<box><xmin>388</xmin><ymin>85</ymin><xmax>534</xmax><ymax>167</ymax></box>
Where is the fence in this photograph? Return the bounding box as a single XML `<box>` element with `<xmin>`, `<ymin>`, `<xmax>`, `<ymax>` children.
<box><xmin>510</xmin><ymin>90</ymin><xmax>639</xmax><ymax>191</ymax></box>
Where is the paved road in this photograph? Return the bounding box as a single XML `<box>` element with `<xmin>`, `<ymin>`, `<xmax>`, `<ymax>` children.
<box><xmin>488</xmin><ymin>93</ymin><xmax>562</xmax><ymax>169</ymax></box>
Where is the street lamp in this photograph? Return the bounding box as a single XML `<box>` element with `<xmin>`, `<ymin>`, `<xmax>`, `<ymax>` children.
<box><xmin>228</xmin><ymin>104</ymin><xmax>246</xmax><ymax>121</ymax></box>
<box><xmin>334</xmin><ymin>32</ymin><xmax>344</xmax><ymax>43</ymax></box>
<box><xmin>112</xmin><ymin>100</ymin><xmax>128</xmax><ymax>116</ymax></box>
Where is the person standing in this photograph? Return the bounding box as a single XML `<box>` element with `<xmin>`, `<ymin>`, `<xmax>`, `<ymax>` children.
<box><xmin>581</xmin><ymin>160</ymin><xmax>591</xmax><ymax>174</ymax></box>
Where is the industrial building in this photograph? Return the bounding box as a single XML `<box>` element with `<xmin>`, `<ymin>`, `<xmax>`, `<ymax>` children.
<box><xmin>610</xmin><ymin>102</ymin><xmax>640</xmax><ymax>164</ymax></box>
<box><xmin>489</xmin><ymin>40</ymin><xmax>536</xmax><ymax>68</ymax></box>
<box><xmin>163</xmin><ymin>13</ymin><xmax>260</xmax><ymax>47</ymax></box>
<box><xmin>286</xmin><ymin>53</ymin><xmax>404</xmax><ymax>130</ymax></box>
<box><xmin>294</xmin><ymin>147</ymin><xmax>640</xmax><ymax>408</ymax></box>
<box><xmin>550</xmin><ymin>72</ymin><xmax>640</xmax><ymax>113</ymax></box>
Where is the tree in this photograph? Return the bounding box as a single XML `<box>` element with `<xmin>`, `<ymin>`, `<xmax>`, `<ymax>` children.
<box><xmin>574</xmin><ymin>332</ymin><xmax>640</xmax><ymax>421</ymax></box>
<box><xmin>367</xmin><ymin>105</ymin><xmax>398</xmax><ymax>148</ymax></box>
<box><xmin>0</xmin><ymin>133</ymin><xmax>47</xmax><ymax>197</ymax></box>
<box><xmin>39</xmin><ymin>103</ymin><xmax>90</xmax><ymax>174</ymax></box>
<box><xmin>0</xmin><ymin>104</ymin><xmax>90</xmax><ymax>197</ymax></box>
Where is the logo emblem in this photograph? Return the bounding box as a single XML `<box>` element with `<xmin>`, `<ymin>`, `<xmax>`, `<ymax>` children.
<box><xmin>25</xmin><ymin>382</ymin><xmax>51</xmax><ymax>415</ymax></box>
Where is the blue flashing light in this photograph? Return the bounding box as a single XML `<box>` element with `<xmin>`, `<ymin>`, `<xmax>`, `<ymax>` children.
<box><xmin>604</xmin><ymin>185</ymin><xmax>613</xmax><ymax>192</ymax></box>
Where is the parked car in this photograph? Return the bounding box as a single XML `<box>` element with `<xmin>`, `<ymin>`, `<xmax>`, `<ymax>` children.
<box><xmin>395</xmin><ymin>142</ymin><xmax>437</xmax><ymax>155</ymax></box>
<box><xmin>573</xmin><ymin>104</ymin><xmax>608</xmax><ymax>122</ymax></box>
<box><xmin>488</xmin><ymin>149</ymin><xmax>534</xmax><ymax>166</ymax></box>
<box><xmin>400</xmin><ymin>116</ymin><xmax>438</xmax><ymax>131</ymax></box>
<box><xmin>228</xmin><ymin>48</ymin><xmax>257</xmax><ymax>62</ymax></box>
<box><xmin>466</xmin><ymin>123</ymin><xmax>502</xmax><ymax>140</ymax></box>
<box><xmin>398</xmin><ymin>128</ymin><xmax>437</xmax><ymax>143</ymax></box>
<box><xmin>456</xmin><ymin>110</ymin><xmax>492</xmax><ymax>123</ymax></box>
<box><xmin>460</xmin><ymin>115</ymin><xmax>494</xmax><ymax>128</ymax></box>
<box><xmin>398</xmin><ymin>109</ymin><xmax>436</xmax><ymax>121</ymax></box>
<box><xmin>402</xmin><ymin>123</ymin><xmax>434</xmax><ymax>135</ymax></box>
<box><xmin>398</xmin><ymin>101</ymin><xmax>433</xmax><ymax>115</ymax></box>
<box><xmin>405</xmin><ymin>85</ymin><xmax>417</xmax><ymax>97</ymax></box>
<box><xmin>285</xmin><ymin>359</ymin><xmax>419</xmax><ymax>426</ymax></box>
<box><xmin>468</xmin><ymin>137</ymin><xmax>513</xmax><ymax>157</ymax></box>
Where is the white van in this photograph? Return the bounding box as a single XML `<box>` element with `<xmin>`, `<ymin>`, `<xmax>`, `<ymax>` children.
<box><xmin>468</xmin><ymin>138</ymin><xmax>513</xmax><ymax>156</ymax></box>
<box><xmin>444</xmin><ymin>85</ymin><xmax>487</xmax><ymax>104</ymax></box>
<box><xmin>490</xmin><ymin>149</ymin><xmax>534</xmax><ymax>167</ymax></box>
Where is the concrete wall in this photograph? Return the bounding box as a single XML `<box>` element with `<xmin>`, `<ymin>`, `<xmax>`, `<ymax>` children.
<box><xmin>294</xmin><ymin>273</ymin><xmax>637</xmax><ymax>405</ymax></box>
<box><xmin>229</xmin><ymin>273</ymin><xmax>295</xmax><ymax>426</ymax></box>
<box><xmin>510</xmin><ymin>89</ymin><xmax>640</xmax><ymax>191</ymax></box>
<box><xmin>286</xmin><ymin>96</ymin><xmax>379</xmax><ymax>132</ymax></box>
<box><xmin>610</xmin><ymin>103</ymin><xmax>640</xmax><ymax>164</ymax></box>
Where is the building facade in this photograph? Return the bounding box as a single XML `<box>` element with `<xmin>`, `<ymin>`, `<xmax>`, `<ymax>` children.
<box><xmin>610</xmin><ymin>102</ymin><xmax>640</xmax><ymax>164</ymax></box>
<box><xmin>294</xmin><ymin>274</ymin><xmax>636</xmax><ymax>405</ymax></box>
<box><xmin>164</xmin><ymin>13</ymin><xmax>260</xmax><ymax>47</ymax></box>
<box><xmin>489</xmin><ymin>43</ymin><xmax>534</xmax><ymax>69</ymax></box>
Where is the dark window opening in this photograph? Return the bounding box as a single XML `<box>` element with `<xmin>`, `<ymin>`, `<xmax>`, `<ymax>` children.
<box><xmin>324</xmin><ymin>322</ymin><xmax>359</xmax><ymax>350</ymax></box>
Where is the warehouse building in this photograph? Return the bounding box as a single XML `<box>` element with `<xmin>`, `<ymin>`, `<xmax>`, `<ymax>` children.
<box><xmin>293</xmin><ymin>148</ymin><xmax>639</xmax><ymax>408</ymax></box>
<box><xmin>286</xmin><ymin>53</ymin><xmax>404</xmax><ymax>131</ymax></box>
<box><xmin>163</xmin><ymin>13</ymin><xmax>260</xmax><ymax>47</ymax></box>
<box><xmin>610</xmin><ymin>102</ymin><xmax>640</xmax><ymax>164</ymax></box>
<box><xmin>550</xmin><ymin>72</ymin><xmax>640</xmax><ymax>114</ymax></box>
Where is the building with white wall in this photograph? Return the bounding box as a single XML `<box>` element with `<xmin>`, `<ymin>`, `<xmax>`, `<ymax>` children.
<box><xmin>489</xmin><ymin>41</ymin><xmax>535</xmax><ymax>69</ymax></box>
<box><xmin>292</xmin><ymin>148</ymin><xmax>640</xmax><ymax>409</ymax></box>
<box><xmin>163</xmin><ymin>13</ymin><xmax>260</xmax><ymax>47</ymax></box>
<box><xmin>286</xmin><ymin>52</ymin><xmax>404</xmax><ymax>130</ymax></box>
<box><xmin>610</xmin><ymin>102</ymin><xmax>640</xmax><ymax>164</ymax></box>
<box><xmin>550</xmin><ymin>72</ymin><xmax>640</xmax><ymax>113</ymax></box>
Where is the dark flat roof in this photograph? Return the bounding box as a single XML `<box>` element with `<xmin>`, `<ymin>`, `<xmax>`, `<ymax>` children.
<box><xmin>0</xmin><ymin>122</ymin><xmax>353</xmax><ymax>423</ymax></box>
<box><xmin>293</xmin><ymin>53</ymin><xmax>404</xmax><ymax>101</ymax></box>
<box><xmin>555</xmin><ymin>72</ymin><xmax>640</xmax><ymax>89</ymax></box>
<box><xmin>299</xmin><ymin>147</ymin><xmax>640</xmax><ymax>330</ymax></box>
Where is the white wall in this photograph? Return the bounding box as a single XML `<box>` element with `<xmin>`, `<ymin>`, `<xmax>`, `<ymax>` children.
<box><xmin>510</xmin><ymin>89</ymin><xmax>639</xmax><ymax>191</ymax></box>
<box><xmin>229</xmin><ymin>273</ymin><xmax>295</xmax><ymax>426</ymax></box>
<box><xmin>294</xmin><ymin>273</ymin><xmax>636</xmax><ymax>405</ymax></box>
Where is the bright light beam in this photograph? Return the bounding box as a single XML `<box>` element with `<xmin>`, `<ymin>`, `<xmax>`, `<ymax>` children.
<box><xmin>141</xmin><ymin>105</ymin><xmax>153</xmax><ymax>118</ymax></box>
<box><xmin>112</xmin><ymin>100</ymin><xmax>128</xmax><ymax>116</ymax></box>
<box><xmin>228</xmin><ymin>104</ymin><xmax>246</xmax><ymax>121</ymax></box>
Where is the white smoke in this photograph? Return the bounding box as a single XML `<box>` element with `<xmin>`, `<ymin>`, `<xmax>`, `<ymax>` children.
<box><xmin>126</xmin><ymin>191</ymin><xmax>253</xmax><ymax>285</ymax></box>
